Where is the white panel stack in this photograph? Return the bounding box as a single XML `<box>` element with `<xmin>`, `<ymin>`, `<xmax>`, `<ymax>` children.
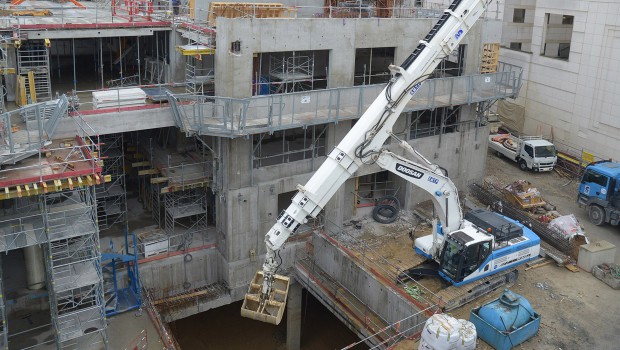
<box><xmin>92</xmin><ymin>88</ymin><xmax>147</xmax><ymax>109</ymax></box>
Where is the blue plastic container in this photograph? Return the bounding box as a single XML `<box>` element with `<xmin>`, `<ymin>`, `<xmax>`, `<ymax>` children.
<box><xmin>470</xmin><ymin>289</ymin><xmax>540</xmax><ymax>350</ymax></box>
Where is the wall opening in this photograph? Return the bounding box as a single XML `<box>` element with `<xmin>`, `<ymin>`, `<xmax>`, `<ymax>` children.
<box><xmin>409</xmin><ymin>107</ymin><xmax>461</xmax><ymax>139</ymax></box>
<box><xmin>252</xmin><ymin>50</ymin><xmax>329</xmax><ymax>95</ymax></box>
<box><xmin>353</xmin><ymin>47</ymin><xmax>395</xmax><ymax>86</ymax></box>
<box><xmin>252</xmin><ymin>125</ymin><xmax>327</xmax><ymax>168</ymax></box>
<box><xmin>541</xmin><ymin>13</ymin><xmax>574</xmax><ymax>60</ymax></box>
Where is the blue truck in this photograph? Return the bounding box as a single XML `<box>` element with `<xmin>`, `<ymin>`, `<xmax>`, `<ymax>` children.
<box><xmin>578</xmin><ymin>161</ymin><xmax>620</xmax><ymax>226</ymax></box>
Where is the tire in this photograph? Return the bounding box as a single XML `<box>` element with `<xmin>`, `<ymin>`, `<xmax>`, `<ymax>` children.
<box><xmin>373</xmin><ymin>204</ymin><xmax>399</xmax><ymax>224</ymax></box>
<box><xmin>505</xmin><ymin>270</ymin><xmax>518</xmax><ymax>284</ymax></box>
<box><xmin>588</xmin><ymin>205</ymin><xmax>606</xmax><ymax>226</ymax></box>
<box><xmin>496</xmin><ymin>151</ymin><xmax>502</xmax><ymax>158</ymax></box>
<box><xmin>518</xmin><ymin>160</ymin><xmax>528</xmax><ymax>171</ymax></box>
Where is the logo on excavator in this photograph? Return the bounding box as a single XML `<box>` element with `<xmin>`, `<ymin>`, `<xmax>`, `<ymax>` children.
<box><xmin>396</xmin><ymin>163</ymin><xmax>424</xmax><ymax>179</ymax></box>
<box><xmin>455</xmin><ymin>29</ymin><xmax>464</xmax><ymax>40</ymax></box>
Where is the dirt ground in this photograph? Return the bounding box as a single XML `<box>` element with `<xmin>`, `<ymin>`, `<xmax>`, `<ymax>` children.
<box><xmin>458</xmin><ymin>154</ymin><xmax>620</xmax><ymax>349</ymax></box>
<box><xmin>351</xmin><ymin>153</ymin><xmax>620</xmax><ymax>349</ymax></box>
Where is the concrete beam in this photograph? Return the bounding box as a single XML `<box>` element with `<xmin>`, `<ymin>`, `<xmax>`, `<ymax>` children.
<box><xmin>26</xmin><ymin>28</ymin><xmax>168</xmax><ymax>40</ymax></box>
<box><xmin>54</xmin><ymin>107</ymin><xmax>176</xmax><ymax>138</ymax></box>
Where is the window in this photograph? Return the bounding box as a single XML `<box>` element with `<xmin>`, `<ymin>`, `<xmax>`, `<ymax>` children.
<box><xmin>509</xmin><ymin>42</ymin><xmax>522</xmax><ymax>51</ymax></box>
<box><xmin>558</xmin><ymin>43</ymin><xmax>570</xmax><ymax>59</ymax></box>
<box><xmin>513</xmin><ymin>9</ymin><xmax>525</xmax><ymax>23</ymax></box>
<box><xmin>230</xmin><ymin>40</ymin><xmax>241</xmax><ymax>53</ymax></box>
<box><xmin>409</xmin><ymin>107</ymin><xmax>461</xmax><ymax>139</ymax></box>
<box><xmin>582</xmin><ymin>170</ymin><xmax>609</xmax><ymax>187</ymax></box>
<box><xmin>534</xmin><ymin>145</ymin><xmax>556</xmax><ymax>158</ymax></box>
<box><xmin>523</xmin><ymin>144</ymin><xmax>534</xmax><ymax>157</ymax></box>
<box><xmin>541</xmin><ymin>13</ymin><xmax>574</xmax><ymax>60</ymax></box>
<box><xmin>252</xmin><ymin>125</ymin><xmax>327</xmax><ymax>168</ymax></box>
<box><xmin>415</xmin><ymin>0</ymin><xmax>423</xmax><ymax>6</ymax></box>
<box><xmin>354</xmin><ymin>47</ymin><xmax>396</xmax><ymax>86</ymax></box>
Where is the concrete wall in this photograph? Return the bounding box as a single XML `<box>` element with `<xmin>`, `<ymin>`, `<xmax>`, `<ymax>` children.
<box><xmin>501</xmin><ymin>0</ymin><xmax>536</xmax><ymax>52</ymax></box>
<box><xmin>312</xmin><ymin>232</ymin><xmax>424</xmax><ymax>334</ymax></box>
<box><xmin>214</xmin><ymin>17</ymin><xmax>491</xmax><ymax>98</ymax></box>
<box><xmin>499</xmin><ymin>0</ymin><xmax>620</xmax><ymax>159</ymax></box>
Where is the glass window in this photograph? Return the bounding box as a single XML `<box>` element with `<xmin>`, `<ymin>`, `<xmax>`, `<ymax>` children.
<box><xmin>513</xmin><ymin>9</ymin><xmax>525</xmax><ymax>23</ymax></box>
<box><xmin>582</xmin><ymin>170</ymin><xmax>609</xmax><ymax>187</ymax></box>
<box><xmin>535</xmin><ymin>145</ymin><xmax>556</xmax><ymax>158</ymax></box>
<box><xmin>509</xmin><ymin>42</ymin><xmax>522</xmax><ymax>51</ymax></box>
<box><xmin>524</xmin><ymin>144</ymin><xmax>534</xmax><ymax>157</ymax></box>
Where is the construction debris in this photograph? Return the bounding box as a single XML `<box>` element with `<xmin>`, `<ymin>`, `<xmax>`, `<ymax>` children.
<box><xmin>503</xmin><ymin>180</ymin><xmax>546</xmax><ymax>210</ymax></box>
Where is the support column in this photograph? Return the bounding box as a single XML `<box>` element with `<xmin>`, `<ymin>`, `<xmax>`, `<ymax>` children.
<box><xmin>286</xmin><ymin>281</ymin><xmax>302</xmax><ymax>350</ymax></box>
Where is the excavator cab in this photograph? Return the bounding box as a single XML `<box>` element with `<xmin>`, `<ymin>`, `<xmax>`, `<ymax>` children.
<box><xmin>438</xmin><ymin>235</ymin><xmax>491</xmax><ymax>284</ymax></box>
<box><xmin>240</xmin><ymin>271</ymin><xmax>290</xmax><ymax>325</ymax></box>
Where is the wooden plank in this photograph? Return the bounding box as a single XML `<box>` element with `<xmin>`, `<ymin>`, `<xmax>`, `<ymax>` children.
<box><xmin>132</xmin><ymin>161</ymin><xmax>151</xmax><ymax>167</ymax></box>
<box><xmin>150</xmin><ymin>177</ymin><xmax>169</xmax><ymax>184</ymax></box>
<box><xmin>153</xmin><ymin>289</ymin><xmax>211</xmax><ymax>306</ymax></box>
<box><xmin>138</xmin><ymin>169</ymin><xmax>160</xmax><ymax>176</ymax></box>
<box><xmin>525</xmin><ymin>260</ymin><xmax>553</xmax><ymax>271</ymax></box>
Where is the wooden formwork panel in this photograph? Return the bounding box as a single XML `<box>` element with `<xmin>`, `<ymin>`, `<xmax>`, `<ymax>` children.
<box><xmin>481</xmin><ymin>43</ymin><xmax>499</xmax><ymax>74</ymax></box>
<box><xmin>207</xmin><ymin>2</ymin><xmax>294</xmax><ymax>27</ymax></box>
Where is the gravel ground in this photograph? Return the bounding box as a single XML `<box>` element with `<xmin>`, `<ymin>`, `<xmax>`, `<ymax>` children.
<box><xmin>447</xmin><ymin>153</ymin><xmax>620</xmax><ymax>350</ymax></box>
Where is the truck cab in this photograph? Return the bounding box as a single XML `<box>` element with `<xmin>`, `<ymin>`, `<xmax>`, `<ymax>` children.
<box><xmin>488</xmin><ymin>134</ymin><xmax>557</xmax><ymax>172</ymax></box>
<box><xmin>578</xmin><ymin>161</ymin><xmax>620</xmax><ymax>226</ymax></box>
<box><xmin>519</xmin><ymin>139</ymin><xmax>557</xmax><ymax>172</ymax></box>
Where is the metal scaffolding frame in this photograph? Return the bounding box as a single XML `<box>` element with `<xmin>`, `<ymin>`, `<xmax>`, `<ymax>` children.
<box><xmin>0</xmin><ymin>99</ymin><xmax>108</xmax><ymax>349</ymax></box>
<box><xmin>168</xmin><ymin>62</ymin><xmax>524</xmax><ymax>138</ymax></box>
<box><xmin>131</xmin><ymin>133</ymin><xmax>212</xmax><ymax>255</ymax></box>
<box><xmin>96</xmin><ymin>133</ymin><xmax>128</xmax><ymax>232</ymax></box>
<box><xmin>17</xmin><ymin>40</ymin><xmax>52</xmax><ymax>103</ymax></box>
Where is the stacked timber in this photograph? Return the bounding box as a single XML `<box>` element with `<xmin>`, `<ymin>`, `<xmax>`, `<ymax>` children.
<box><xmin>92</xmin><ymin>88</ymin><xmax>146</xmax><ymax>109</ymax></box>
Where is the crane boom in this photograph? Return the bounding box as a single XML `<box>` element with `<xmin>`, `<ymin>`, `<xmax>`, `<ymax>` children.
<box><xmin>241</xmin><ymin>0</ymin><xmax>494</xmax><ymax>325</ymax></box>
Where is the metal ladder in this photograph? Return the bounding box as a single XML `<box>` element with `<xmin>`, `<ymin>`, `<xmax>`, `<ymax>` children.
<box><xmin>17</xmin><ymin>40</ymin><xmax>52</xmax><ymax>102</ymax></box>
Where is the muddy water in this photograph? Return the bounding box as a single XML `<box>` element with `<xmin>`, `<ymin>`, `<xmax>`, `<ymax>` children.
<box><xmin>170</xmin><ymin>291</ymin><xmax>368</xmax><ymax>350</ymax></box>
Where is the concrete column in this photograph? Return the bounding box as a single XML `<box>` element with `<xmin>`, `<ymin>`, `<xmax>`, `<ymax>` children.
<box><xmin>24</xmin><ymin>245</ymin><xmax>45</xmax><ymax>290</ymax></box>
<box><xmin>168</xmin><ymin>30</ymin><xmax>186</xmax><ymax>83</ymax></box>
<box><xmin>5</xmin><ymin>46</ymin><xmax>16</xmax><ymax>102</ymax></box>
<box><xmin>286</xmin><ymin>281</ymin><xmax>302</xmax><ymax>350</ymax></box>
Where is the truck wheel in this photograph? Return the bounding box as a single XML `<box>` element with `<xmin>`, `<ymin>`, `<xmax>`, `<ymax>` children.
<box><xmin>518</xmin><ymin>160</ymin><xmax>528</xmax><ymax>171</ymax></box>
<box><xmin>588</xmin><ymin>205</ymin><xmax>605</xmax><ymax>226</ymax></box>
<box><xmin>496</xmin><ymin>151</ymin><xmax>502</xmax><ymax>158</ymax></box>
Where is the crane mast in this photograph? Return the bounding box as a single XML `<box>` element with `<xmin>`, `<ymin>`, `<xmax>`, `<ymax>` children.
<box><xmin>242</xmin><ymin>0</ymin><xmax>494</xmax><ymax>325</ymax></box>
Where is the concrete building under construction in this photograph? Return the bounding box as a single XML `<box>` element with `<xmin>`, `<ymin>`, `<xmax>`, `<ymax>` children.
<box><xmin>0</xmin><ymin>0</ymin><xmax>523</xmax><ymax>349</ymax></box>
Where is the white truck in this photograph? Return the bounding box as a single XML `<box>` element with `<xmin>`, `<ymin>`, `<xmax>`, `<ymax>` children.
<box><xmin>488</xmin><ymin>133</ymin><xmax>557</xmax><ymax>172</ymax></box>
<box><xmin>240</xmin><ymin>0</ymin><xmax>541</xmax><ymax>326</ymax></box>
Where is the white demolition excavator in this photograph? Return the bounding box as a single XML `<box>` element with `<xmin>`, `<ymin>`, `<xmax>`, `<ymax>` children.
<box><xmin>241</xmin><ymin>0</ymin><xmax>540</xmax><ymax>325</ymax></box>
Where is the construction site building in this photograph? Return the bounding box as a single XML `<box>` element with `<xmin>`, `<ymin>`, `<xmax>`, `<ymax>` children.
<box><xmin>0</xmin><ymin>1</ymin><xmax>523</xmax><ymax>348</ymax></box>
<box><xmin>498</xmin><ymin>0</ymin><xmax>620</xmax><ymax>161</ymax></box>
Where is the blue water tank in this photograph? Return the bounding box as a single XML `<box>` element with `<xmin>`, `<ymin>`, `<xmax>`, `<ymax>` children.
<box><xmin>478</xmin><ymin>289</ymin><xmax>535</xmax><ymax>332</ymax></box>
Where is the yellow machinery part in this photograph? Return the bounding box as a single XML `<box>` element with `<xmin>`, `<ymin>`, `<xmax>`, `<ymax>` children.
<box><xmin>240</xmin><ymin>271</ymin><xmax>290</xmax><ymax>325</ymax></box>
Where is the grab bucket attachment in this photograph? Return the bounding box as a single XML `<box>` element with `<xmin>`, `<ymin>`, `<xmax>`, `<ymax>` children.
<box><xmin>240</xmin><ymin>271</ymin><xmax>290</xmax><ymax>325</ymax></box>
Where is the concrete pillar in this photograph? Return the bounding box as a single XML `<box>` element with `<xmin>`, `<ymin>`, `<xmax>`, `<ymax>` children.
<box><xmin>286</xmin><ymin>281</ymin><xmax>302</xmax><ymax>350</ymax></box>
<box><xmin>5</xmin><ymin>46</ymin><xmax>16</xmax><ymax>102</ymax></box>
<box><xmin>168</xmin><ymin>30</ymin><xmax>186</xmax><ymax>83</ymax></box>
<box><xmin>24</xmin><ymin>245</ymin><xmax>45</xmax><ymax>290</ymax></box>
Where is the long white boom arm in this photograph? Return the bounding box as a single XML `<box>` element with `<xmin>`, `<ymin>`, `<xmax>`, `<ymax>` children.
<box><xmin>257</xmin><ymin>0</ymin><xmax>491</xmax><ymax>302</ymax></box>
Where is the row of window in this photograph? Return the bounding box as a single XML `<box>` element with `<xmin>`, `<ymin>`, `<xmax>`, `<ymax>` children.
<box><xmin>512</xmin><ymin>9</ymin><xmax>573</xmax><ymax>25</ymax></box>
<box><xmin>509</xmin><ymin>10</ymin><xmax>574</xmax><ymax>60</ymax></box>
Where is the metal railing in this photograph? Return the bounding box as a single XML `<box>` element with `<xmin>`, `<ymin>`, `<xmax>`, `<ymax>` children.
<box><xmin>169</xmin><ymin>68</ymin><xmax>521</xmax><ymax>137</ymax></box>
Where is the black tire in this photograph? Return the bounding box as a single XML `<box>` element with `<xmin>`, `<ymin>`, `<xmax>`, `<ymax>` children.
<box><xmin>373</xmin><ymin>204</ymin><xmax>399</xmax><ymax>224</ymax></box>
<box><xmin>505</xmin><ymin>270</ymin><xmax>518</xmax><ymax>284</ymax></box>
<box><xmin>588</xmin><ymin>205</ymin><xmax>606</xmax><ymax>226</ymax></box>
<box><xmin>496</xmin><ymin>151</ymin><xmax>502</xmax><ymax>158</ymax></box>
<box><xmin>518</xmin><ymin>160</ymin><xmax>528</xmax><ymax>171</ymax></box>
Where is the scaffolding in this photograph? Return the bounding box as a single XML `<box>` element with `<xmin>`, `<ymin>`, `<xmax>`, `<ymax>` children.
<box><xmin>0</xmin><ymin>100</ymin><xmax>109</xmax><ymax>349</ymax></box>
<box><xmin>131</xmin><ymin>133</ymin><xmax>212</xmax><ymax>255</ymax></box>
<box><xmin>96</xmin><ymin>133</ymin><xmax>128</xmax><ymax>232</ymax></box>
<box><xmin>17</xmin><ymin>39</ymin><xmax>52</xmax><ymax>103</ymax></box>
<box><xmin>268</xmin><ymin>53</ymin><xmax>315</xmax><ymax>94</ymax></box>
